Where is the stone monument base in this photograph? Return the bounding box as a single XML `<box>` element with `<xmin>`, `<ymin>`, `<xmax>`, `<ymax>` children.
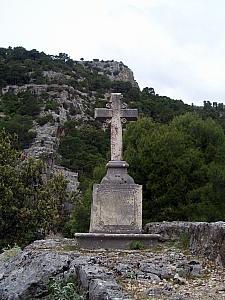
<box><xmin>74</xmin><ymin>233</ymin><xmax>162</xmax><ymax>250</ymax></box>
<box><xmin>90</xmin><ymin>182</ymin><xmax>142</xmax><ymax>233</ymax></box>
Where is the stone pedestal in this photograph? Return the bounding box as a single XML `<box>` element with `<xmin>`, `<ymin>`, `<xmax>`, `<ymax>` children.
<box><xmin>90</xmin><ymin>183</ymin><xmax>142</xmax><ymax>233</ymax></box>
<box><xmin>89</xmin><ymin>160</ymin><xmax>142</xmax><ymax>234</ymax></box>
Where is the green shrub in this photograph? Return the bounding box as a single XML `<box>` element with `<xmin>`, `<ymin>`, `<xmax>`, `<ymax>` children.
<box><xmin>178</xmin><ymin>232</ymin><xmax>190</xmax><ymax>250</ymax></box>
<box><xmin>48</xmin><ymin>276</ymin><xmax>85</xmax><ymax>300</ymax></box>
<box><xmin>129</xmin><ymin>241</ymin><xmax>145</xmax><ymax>250</ymax></box>
<box><xmin>37</xmin><ymin>114</ymin><xmax>54</xmax><ymax>126</ymax></box>
<box><xmin>0</xmin><ymin>131</ymin><xmax>70</xmax><ymax>249</ymax></box>
<box><xmin>0</xmin><ymin>114</ymin><xmax>36</xmax><ymax>149</ymax></box>
<box><xmin>45</xmin><ymin>100</ymin><xmax>59</xmax><ymax>111</ymax></box>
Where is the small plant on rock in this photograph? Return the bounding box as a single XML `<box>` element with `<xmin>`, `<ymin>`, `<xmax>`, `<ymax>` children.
<box><xmin>48</xmin><ymin>276</ymin><xmax>85</xmax><ymax>300</ymax></box>
<box><xmin>129</xmin><ymin>240</ymin><xmax>145</xmax><ymax>250</ymax></box>
<box><xmin>0</xmin><ymin>244</ymin><xmax>21</xmax><ymax>262</ymax></box>
<box><xmin>178</xmin><ymin>232</ymin><xmax>190</xmax><ymax>250</ymax></box>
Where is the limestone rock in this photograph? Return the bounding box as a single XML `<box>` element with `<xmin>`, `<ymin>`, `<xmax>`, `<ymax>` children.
<box><xmin>1</xmin><ymin>238</ymin><xmax>225</xmax><ymax>300</ymax></box>
<box><xmin>79</xmin><ymin>60</ymin><xmax>139</xmax><ymax>87</ymax></box>
<box><xmin>0</xmin><ymin>239</ymin><xmax>133</xmax><ymax>300</ymax></box>
<box><xmin>144</xmin><ymin>221</ymin><xmax>225</xmax><ymax>266</ymax></box>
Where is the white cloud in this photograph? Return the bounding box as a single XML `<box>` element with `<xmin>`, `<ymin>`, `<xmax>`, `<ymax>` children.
<box><xmin>1</xmin><ymin>0</ymin><xmax>225</xmax><ymax>105</ymax></box>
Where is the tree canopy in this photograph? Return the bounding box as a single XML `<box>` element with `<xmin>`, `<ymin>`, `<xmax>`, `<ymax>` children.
<box><xmin>124</xmin><ymin>114</ymin><xmax>225</xmax><ymax>222</ymax></box>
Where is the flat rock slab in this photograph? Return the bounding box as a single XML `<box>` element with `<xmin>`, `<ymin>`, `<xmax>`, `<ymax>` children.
<box><xmin>74</xmin><ymin>233</ymin><xmax>162</xmax><ymax>249</ymax></box>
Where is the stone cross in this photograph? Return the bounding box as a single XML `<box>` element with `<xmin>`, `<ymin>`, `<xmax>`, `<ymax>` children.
<box><xmin>95</xmin><ymin>93</ymin><xmax>138</xmax><ymax>161</ymax></box>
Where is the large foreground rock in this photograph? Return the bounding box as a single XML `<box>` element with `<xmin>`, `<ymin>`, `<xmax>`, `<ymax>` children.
<box><xmin>0</xmin><ymin>239</ymin><xmax>132</xmax><ymax>300</ymax></box>
<box><xmin>145</xmin><ymin>221</ymin><xmax>225</xmax><ymax>266</ymax></box>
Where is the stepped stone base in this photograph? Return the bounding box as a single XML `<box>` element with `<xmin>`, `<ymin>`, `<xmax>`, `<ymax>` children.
<box><xmin>74</xmin><ymin>233</ymin><xmax>162</xmax><ymax>249</ymax></box>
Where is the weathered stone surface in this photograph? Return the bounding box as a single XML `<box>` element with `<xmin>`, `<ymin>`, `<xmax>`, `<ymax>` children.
<box><xmin>78</xmin><ymin>265</ymin><xmax>133</xmax><ymax>299</ymax></box>
<box><xmin>144</xmin><ymin>221</ymin><xmax>225</xmax><ymax>266</ymax></box>
<box><xmin>90</xmin><ymin>184</ymin><xmax>142</xmax><ymax>233</ymax></box>
<box><xmin>74</xmin><ymin>233</ymin><xmax>161</xmax><ymax>249</ymax></box>
<box><xmin>54</xmin><ymin>165</ymin><xmax>79</xmax><ymax>193</ymax></box>
<box><xmin>0</xmin><ymin>239</ymin><xmax>133</xmax><ymax>300</ymax></box>
<box><xmin>79</xmin><ymin>60</ymin><xmax>139</xmax><ymax>87</ymax></box>
<box><xmin>101</xmin><ymin>161</ymin><xmax>135</xmax><ymax>184</ymax></box>
<box><xmin>144</xmin><ymin>221</ymin><xmax>192</xmax><ymax>240</ymax></box>
<box><xmin>1</xmin><ymin>238</ymin><xmax>225</xmax><ymax>300</ymax></box>
<box><xmin>78</xmin><ymin>264</ymin><xmax>114</xmax><ymax>288</ymax></box>
<box><xmin>176</xmin><ymin>260</ymin><xmax>203</xmax><ymax>277</ymax></box>
<box><xmin>95</xmin><ymin>93</ymin><xmax>138</xmax><ymax>161</ymax></box>
<box><xmin>0</xmin><ymin>250</ymin><xmax>79</xmax><ymax>299</ymax></box>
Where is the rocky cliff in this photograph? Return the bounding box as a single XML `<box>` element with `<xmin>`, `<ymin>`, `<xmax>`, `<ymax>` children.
<box><xmin>0</xmin><ymin>58</ymin><xmax>138</xmax><ymax>193</ymax></box>
<box><xmin>79</xmin><ymin>60</ymin><xmax>138</xmax><ymax>87</ymax></box>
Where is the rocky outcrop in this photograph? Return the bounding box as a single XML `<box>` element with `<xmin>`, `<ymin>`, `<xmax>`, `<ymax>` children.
<box><xmin>1</xmin><ymin>84</ymin><xmax>48</xmax><ymax>95</ymax></box>
<box><xmin>11</xmin><ymin>83</ymin><xmax>87</xmax><ymax>191</ymax></box>
<box><xmin>0</xmin><ymin>239</ymin><xmax>132</xmax><ymax>300</ymax></box>
<box><xmin>80</xmin><ymin>60</ymin><xmax>139</xmax><ymax>87</ymax></box>
<box><xmin>54</xmin><ymin>165</ymin><xmax>79</xmax><ymax>193</ymax></box>
<box><xmin>0</xmin><ymin>59</ymin><xmax>139</xmax><ymax>195</ymax></box>
<box><xmin>43</xmin><ymin>70</ymin><xmax>72</xmax><ymax>81</ymax></box>
<box><xmin>25</xmin><ymin>123</ymin><xmax>58</xmax><ymax>159</ymax></box>
<box><xmin>145</xmin><ymin>221</ymin><xmax>225</xmax><ymax>266</ymax></box>
<box><xmin>1</xmin><ymin>239</ymin><xmax>225</xmax><ymax>300</ymax></box>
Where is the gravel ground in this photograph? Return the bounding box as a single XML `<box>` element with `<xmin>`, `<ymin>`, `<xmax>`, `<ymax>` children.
<box><xmin>82</xmin><ymin>244</ymin><xmax>225</xmax><ymax>300</ymax></box>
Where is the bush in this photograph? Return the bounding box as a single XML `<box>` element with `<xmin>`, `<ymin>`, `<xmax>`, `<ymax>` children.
<box><xmin>0</xmin><ymin>115</ymin><xmax>36</xmax><ymax>149</ymax></box>
<box><xmin>0</xmin><ymin>130</ymin><xmax>70</xmax><ymax>249</ymax></box>
<box><xmin>36</xmin><ymin>114</ymin><xmax>54</xmax><ymax>126</ymax></box>
<box><xmin>45</xmin><ymin>100</ymin><xmax>59</xmax><ymax>111</ymax></box>
<box><xmin>124</xmin><ymin>114</ymin><xmax>225</xmax><ymax>222</ymax></box>
<box><xmin>48</xmin><ymin>276</ymin><xmax>85</xmax><ymax>300</ymax></box>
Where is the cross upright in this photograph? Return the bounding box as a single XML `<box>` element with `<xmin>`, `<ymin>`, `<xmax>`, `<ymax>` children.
<box><xmin>95</xmin><ymin>93</ymin><xmax>138</xmax><ymax>161</ymax></box>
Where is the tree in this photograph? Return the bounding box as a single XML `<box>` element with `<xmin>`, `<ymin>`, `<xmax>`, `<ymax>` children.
<box><xmin>124</xmin><ymin>114</ymin><xmax>225</xmax><ymax>223</ymax></box>
<box><xmin>59</xmin><ymin>124</ymin><xmax>109</xmax><ymax>178</ymax></box>
<box><xmin>0</xmin><ymin>115</ymin><xmax>36</xmax><ymax>149</ymax></box>
<box><xmin>0</xmin><ymin>130</ymin><xmax>69</xmax><ymax>249</ymax></box>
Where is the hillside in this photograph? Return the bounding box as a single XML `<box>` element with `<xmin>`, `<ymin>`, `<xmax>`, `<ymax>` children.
<box><xmin>0</xmin><ymin>47</ymin><xmax>191</xmax><ymax>186</ymax></box>
<box><xmin>1</xmin><ymin>46</ymin><xmax>225</xmax><ymax>247</ymax></box>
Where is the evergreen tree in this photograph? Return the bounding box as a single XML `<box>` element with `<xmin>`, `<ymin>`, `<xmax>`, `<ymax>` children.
<box><xmin>124</xmin><ymin>114</ymin><xmax>225</xmax><ymax>222</ymax></box>
<box><xmin>0</xmin><ymin>130</ymin><xmax>69</xmax><ymax>249</ymax></box>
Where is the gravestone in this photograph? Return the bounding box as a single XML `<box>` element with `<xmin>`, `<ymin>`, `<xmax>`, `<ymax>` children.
<box><xmin>89</xmin><ymin>93</ymin><xmax>142</xmax><ymax>233</ymax></box>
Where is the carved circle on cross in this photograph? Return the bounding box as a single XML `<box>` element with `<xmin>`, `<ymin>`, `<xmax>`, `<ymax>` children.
<box><xmin>121</xmin><ymin>118</ymin><xmax>127</xmax><ymax>124</ymax></box>
<box><xmin>103</xmin><ymin>118</ymin><xmax>111</xmax><ymax>129</ymax></box>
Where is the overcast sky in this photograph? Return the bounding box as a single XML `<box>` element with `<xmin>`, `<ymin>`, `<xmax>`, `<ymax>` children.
<box><xmin>1</xmin><ymin>0</ymin><xmax>225</xmax><ymax>105</ymax></box>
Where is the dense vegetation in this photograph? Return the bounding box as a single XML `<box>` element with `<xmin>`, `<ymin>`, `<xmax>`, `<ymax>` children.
<box><xmin>1</xmin><ymin>46</ymin><xmax>225</xmax><ymax>241</ymax></box>
<box><xmin>0</xmin><ymin>130</ymin><xmax>71</xmax><ymax>249</ymax></box>
<box><xmin>124</xmin><ymin>114</ymin><xmax>225</xmax><ymax>222</ymax></box>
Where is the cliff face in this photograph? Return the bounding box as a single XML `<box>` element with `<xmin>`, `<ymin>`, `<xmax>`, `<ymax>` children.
<box><xmin>0</xmin><ymin>58</ymin><xmax>139</xmax><ymax>193</ymax></box>
<box><xmin>80</xmin><ymin>60</ymin><xmax>139</xmax><ymax>87</ymax></box>
<box><xmin>2</xmin><ymin>83</ymin><xmax>96</xmax><ymax>192</ymax></box>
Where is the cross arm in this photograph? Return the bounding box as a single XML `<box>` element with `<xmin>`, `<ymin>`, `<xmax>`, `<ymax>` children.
<box><xmin>121</xmin><ymin>109</ymin><xmax>138</xmax><ymax>121</ymax></box>
<box><xmin>95</xmin><ymin>108</ymin><xmax>112</xmax><ymax>121</ymax></box>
